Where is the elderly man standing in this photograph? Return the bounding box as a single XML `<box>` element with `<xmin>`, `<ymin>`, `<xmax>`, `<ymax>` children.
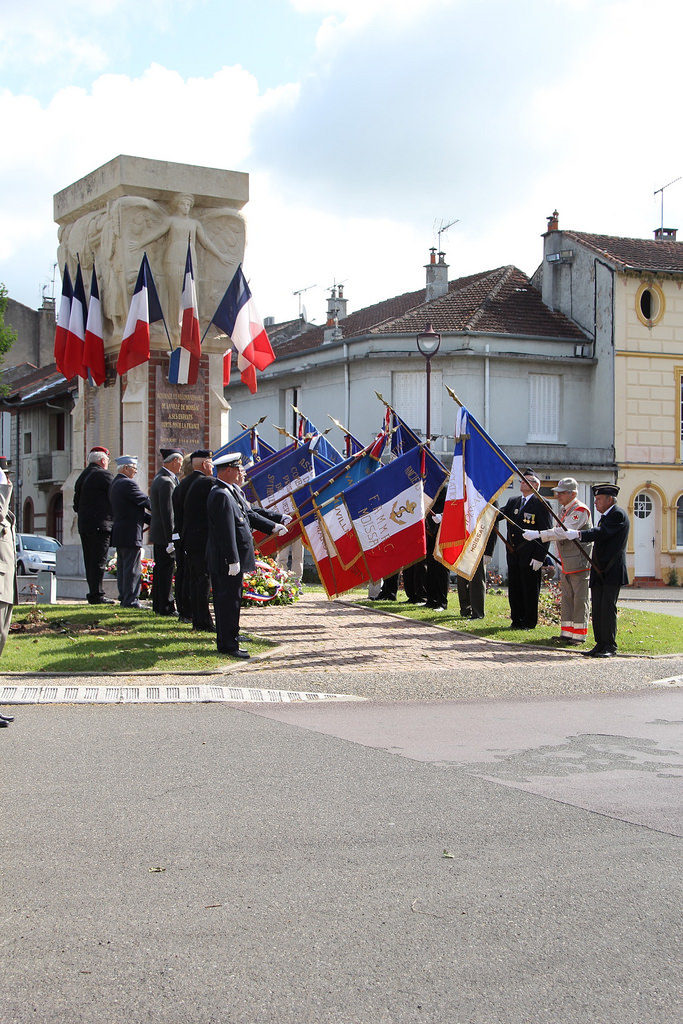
<box><xmin>206</xmin><ymin>452</ymin><xmax>287</xmax><ymax>659</ymax></box>
<box><xmin>73</xmin><ymin>445</ymin><xmax>115</xmax><ymax>605</ymax></box>
<box><xmin>523</xmin><ymin>477</ymin><xmax>593</xmax><ymax>644</ymax></box>
<box><xmin>149</xmin><ymin>448</ymin><xmax>183</xmax><ymax>616</ymax></box>
<box><xmin>562</xmin><ymin>483</ymin><xmax>630</xmax><ymax>658</ymax></box>
<box><xmin>109</xmin><ymin>455</ymin><xmax>151</xmax><ymax>608</ymax></box>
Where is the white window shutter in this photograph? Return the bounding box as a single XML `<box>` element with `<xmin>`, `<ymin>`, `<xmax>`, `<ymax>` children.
<box><xmin>529</xmin><ymin>374</ymin><xmax>560</xmax><ymax>442</ymax></box>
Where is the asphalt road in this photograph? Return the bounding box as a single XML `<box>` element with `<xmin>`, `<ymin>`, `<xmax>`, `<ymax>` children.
<box><xmin>1</xmin><ymin>685</ymin><xmax>681</xmax><ymax>1024</ymax></box>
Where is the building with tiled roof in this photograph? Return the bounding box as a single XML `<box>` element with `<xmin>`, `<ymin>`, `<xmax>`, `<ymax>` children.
<box><xmin>536</xmin><ymin>214</ymin><xmax>683</xmax><ymax>583</ymax></box>
<box><xmin>227</xmin><ymin>247</ymin><xmax>617</xmax><ymax>548</ymax></box>
<box><xmin>0</xmin><ymin>294</ymin><xmax>76</xmax><ymax>541</ymax></box>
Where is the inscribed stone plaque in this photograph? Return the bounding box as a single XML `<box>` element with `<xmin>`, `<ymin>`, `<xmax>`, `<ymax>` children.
<box><xmin>155</xmin><ymin>366</ymin><xmax>207</xmax><ymax>454</ymax></box>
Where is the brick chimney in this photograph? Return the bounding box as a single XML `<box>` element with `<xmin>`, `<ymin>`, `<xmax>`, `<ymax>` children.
<box><xmin>546</xmin><ymin>210</ymin><xmax>559</xmax><ymax>232</ymax></box>
<box><xmin>425</xmin><ymin>249</ymin><xmax>449</xmax><ymax>301</ymax></box>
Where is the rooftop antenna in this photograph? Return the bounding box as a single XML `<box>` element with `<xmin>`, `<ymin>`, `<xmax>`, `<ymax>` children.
<box><xmin>435</xmin><ymin>218</ymin><xmax>459</xmax><ymax>253</ymax></box>
<box><xmin>292</xmin><ymin>284</ymin><xmax>316</xmax><ymax>318</ymax></box>
<box><xmin>327</xmin><ymin>277</ymin><xmax>348</xmax><ymax>295</ymax></box>
<box><xmin>653</xmin><ymin>176</ymin><xmax>681</xmax><ymax>233</ymax></box>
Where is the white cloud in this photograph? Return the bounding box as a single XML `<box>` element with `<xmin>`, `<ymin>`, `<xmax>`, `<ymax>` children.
<box><xmin>0</xmin><ymin>0</ymin><xmax>681</xmax><ymax>325</ymax></box>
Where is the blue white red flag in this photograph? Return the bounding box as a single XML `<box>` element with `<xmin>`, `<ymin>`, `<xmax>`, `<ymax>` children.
<box><xmin>63</xmin><ymin>261</ymin><xmax>87</xmax><ymax>381</ymax></box>
<box><xmin>169</xmin><ymin>243</ymin><xmax>201</xmax><ymax>385</ymax></box>
<box><xmin>244</xmin><ymin>441</ymin><xmax>327</xmax><ymax>558</ymax></box>
<box><xmin>294</xmin><ymin>438</ymin><xmax>387</xmax><ymax>598</ymax></box>
<box><xmin>213</xmin><ymin>428</ymin><xmax>276</xmax><ymax>467</ymax></box>
<box><xmin>54</xmin><ymin>264</ymin><xmax>73</xmax><ymax>377</ymax></box>
<box><xmin>210</xmin><ymin>265</ymin><xmax>275</xmax><ymax>389</ymax></box>
<box><xmin>117</xmin><ymin>254</ymin><xmax>164</xmax><ymax>376</ymax></box>
<box><xmin>344</xmin><ymin>447</ymin><xmax>448</xmax><ymax>582</ymax></box>
<box><xmin>435</xmin><ymin>405</ymin><xmax>514</xmax><ymax>579</ymax></box>
<box><xmin>83</xmin><ymin>265</ymin><xmax>105</xmax><ymax>386</ymax></box>
<box><xmin>297</xmin><ymin>413</ymin><xmax>343</xmax><ymax>465</ymax></box>
<box><xmin>389</xmin><ymin>411</ymin><xmax>422</xmax><ymax>456</ymax></box>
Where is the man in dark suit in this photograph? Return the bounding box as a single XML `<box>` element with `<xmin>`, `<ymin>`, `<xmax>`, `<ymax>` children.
<box><xmin>172</xmin><ymin>450</ymin><xmax>212</xmax><ymax>622</ymax></box>
<box><xmin>149</xmin><ymin>448</ymin><xmax>183</xmax><ymax>616</ymax></box>
<box><xmin>73</xmin><ymin>445</ymin><xmax>114</xmax><ymax>605</ymax></box>
<box><xmin>562</xmin><ymin>483</ymin><xmax>630</xmax><ymax>658</ymax></box>
<box><xmin>109</xmin><ymin>455</ymin><xmax>151</xmax><ymax>608</ymax></box>
<box><xmin>206</xmin><ymin>452</ymin><xmax>287</xmax><ymax>658</ymax></box>
<box><xmin>499</xmin><ymin>469</ymin><xmax>552</xmax><ymax>629</ymax></box>
<box><xmin>424</xmin><ymin>489</ymin><xmax>449</xmax><ymax>611</ymax></box>
<box><xmin>182</xmin><ymin>452</ymin><xmax>218</xmax><ymax>632</ymax></box>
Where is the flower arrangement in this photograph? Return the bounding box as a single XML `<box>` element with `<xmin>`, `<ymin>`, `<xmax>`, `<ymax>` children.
<box><xmin>105</xmin><ymin>554</ymin><xmax>156</xmax><ymax>599</ymax></box>
<box><xmin>538</xmin><ymin>575</ymin><xmax>562</xmax><ymax>625</ymax></box>
<box><xmin>242</xmin><ymin>557</ymin><xmax>301</xmax><ymax>607</ymax></box>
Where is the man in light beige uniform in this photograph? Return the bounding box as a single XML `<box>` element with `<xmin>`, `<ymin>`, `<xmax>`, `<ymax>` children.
<box><xmin>523</xmin><ymin>477</ymin><xmax>593</xmax><ymax>645</ymax></box>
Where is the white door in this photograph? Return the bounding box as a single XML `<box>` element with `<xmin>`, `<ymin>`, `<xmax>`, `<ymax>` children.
<box><xmin>633</xmin><ymin>491</ymin><xmax>656</xmax><ymax>576</ymax></box>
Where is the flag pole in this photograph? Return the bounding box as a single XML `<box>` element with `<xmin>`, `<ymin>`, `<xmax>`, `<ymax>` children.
<box><xmin>445</xmin><ymin>386</ymin><xmax>599</xmax><ymax>572</ymax></box>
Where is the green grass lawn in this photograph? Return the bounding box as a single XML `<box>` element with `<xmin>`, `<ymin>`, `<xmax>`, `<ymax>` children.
<box><xmin>3</xmin><ymin>604</ymin><xmax>274</xmax><ymax>673</ymax></box>
<box><xmin>351</xmin><ymin>589</ymin><xmax>683</xmax><ymax>656</ymax></box>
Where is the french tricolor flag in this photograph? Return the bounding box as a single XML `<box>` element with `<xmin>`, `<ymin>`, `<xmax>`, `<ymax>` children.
<box><xmin>344</xmin><ymin>447</ymin><xmax>448</xmax><ymax>582</ymax></box>
<box><xmin>63</xmin><ymin>261</ymin><xmax>87</xmax><ymax>381</ymax></box>
<box><xmin>117</xmin><ymin>254</ymin><xmax>163</xmax><ymax>376</ymax></box>
<box><xmin>435</xmin><ymin>405</ymin><xmax>514</xmax><ymax>579</ymax></box>
<box><xmin>84</xmin><ymin>265</ymin><xmax>106</xmax><ymax>386</ymax></box>
<box><xmin>210</xmin><ymin>264</ymin><xmax>275</xmax><ymax>390</ymax></box>
<box><xmin>169</xmin><ymin>243</ymin><xmax>201</xmax><ymax>385</ymax></box>
<box><xmin>54</xmin><ymin>264</ymin><xmax>73</xmax><ymax>376</ymax></box>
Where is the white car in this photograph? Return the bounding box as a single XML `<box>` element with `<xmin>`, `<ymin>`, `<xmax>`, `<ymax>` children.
<box><xmin>15</xmin><ymin>534</ymin><xmax>61</xmax><ymax>574</ymax></box>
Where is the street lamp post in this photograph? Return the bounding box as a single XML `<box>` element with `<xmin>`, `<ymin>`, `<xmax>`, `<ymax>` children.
<box><xmin>416</xmin><ymin>322</ymin><xmax>441</xmax><ymax>447</ymax></box>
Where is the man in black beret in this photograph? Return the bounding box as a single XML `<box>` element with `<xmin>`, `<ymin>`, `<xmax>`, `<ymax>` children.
<box><xmin>562</xmin><ymin>483</ymin><xmax>630</xmax><ymax>657</ymax></box>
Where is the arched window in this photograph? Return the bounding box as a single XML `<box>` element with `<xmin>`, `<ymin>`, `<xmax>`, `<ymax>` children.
<box><xmin>22</xmin><ymin>498</ymin><xmax>34</xmax><ymax>533</ymax></box>
<box><xmin>677</xmin><ymin>496</ymin><xmax>683</xmax><ymax>548</ymax></box>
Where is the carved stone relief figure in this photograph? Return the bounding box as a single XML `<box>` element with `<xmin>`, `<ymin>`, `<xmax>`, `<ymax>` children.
<box><xmin>57</xmin><ymin>192</ymin><xmax>245</xmax><ymax>344</ymax></box>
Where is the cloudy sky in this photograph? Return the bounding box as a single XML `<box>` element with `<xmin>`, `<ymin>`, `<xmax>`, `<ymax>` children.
<box><xmin>0</xmin><ymin>0</ymin><xmax>681</xmax><ymax>325</ymax></box>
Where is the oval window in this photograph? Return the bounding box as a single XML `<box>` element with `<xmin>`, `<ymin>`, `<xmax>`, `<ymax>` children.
<box><xmin>636</xmin><ymin>283</ymin><xmax>665</xmax><ymax>327</ymax></box>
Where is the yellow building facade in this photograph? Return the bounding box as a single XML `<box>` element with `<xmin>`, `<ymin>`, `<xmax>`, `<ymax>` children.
<box><xmin>615</xmin><ymin>273</ymin><xmax>683</xmax><ymax>583</ymax></box>
<box><xmin>541</xmin><ymin>222</ymin><xmax>683</xmax><ymax>585</ymax></box>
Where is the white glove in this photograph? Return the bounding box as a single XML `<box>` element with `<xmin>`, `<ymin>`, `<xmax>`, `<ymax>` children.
<box><xmin>522</xmin><ymin>530</ymin><xmax>540</xmax><ymax>541</ymax></box>
<box><xmin>228</xmin><ymin>562</ymin><xmax>240</xmax><ymax>576</ymax></box>
<box><xmin>530</xmin><ymin>559</ymin><xmax>543</xmax><ymax>571</ymax></box>
<box><xmin>166</xmin><ymin>542</ymin><xmax>175</xmax><ymax>555</ymax></box>
<box><xmin>172</xmin><ymin>533</ymin><xmax>180</xmax><ymax>542</ymax></box>
<box><xmin>562</xmin><ymin>529</ymin><xmax>580</xmax><ymax>541</ymax></box>
<box><xmin>281</xmin><ymin>514</ymin><xmax>292</xmax><ymax>526</ymax></box>
<box><xmin>272</xmin><ymin>523</ymin><xmax>288</xmax><ymax>537</ymax></box>
<box><xmin>431</xmin><ymin>513</ymin><xmax>443</xmax><ymax>524</ymax></box>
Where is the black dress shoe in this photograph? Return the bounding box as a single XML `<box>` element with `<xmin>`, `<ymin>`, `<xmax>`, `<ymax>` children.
<box><xmin>593</xmin><ymin>649</ymin><xmax>615</xmax><ymax>658</ymax></box>
<box><xmin>224</xmin><ymin>648</ymin><xmax>250</xmax><ymax>660</ymax></box>
<box><xmin>0</xmin><ymin>713</ymin><xmax>14</xmax><ymax>725</ymax></box>
<box><xmin>583</xmin><ymin>645</ymin><xmax>605</xmax><ymax>658</ymax></box>
<box><xmin>470</xmin><ymin>613</ymin><xmax>485</xmax><ymax>619</ymax></box>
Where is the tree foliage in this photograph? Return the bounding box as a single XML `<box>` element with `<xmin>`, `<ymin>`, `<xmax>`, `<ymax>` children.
<box><xmin>0</xmin><ymin>284</ymin><xmax>17</xmax><ymax>393</ymax></box>
<box><xmin>0</xmin><ymin>283</ymin><xmax>17</xmax><ymax>363</ymax></box>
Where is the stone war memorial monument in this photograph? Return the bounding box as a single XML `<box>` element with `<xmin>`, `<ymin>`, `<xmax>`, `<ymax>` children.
<box><xmin>54</xmin><ymin>154</ymin><xmax>248</xmax><ymax>550</ymax></box>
